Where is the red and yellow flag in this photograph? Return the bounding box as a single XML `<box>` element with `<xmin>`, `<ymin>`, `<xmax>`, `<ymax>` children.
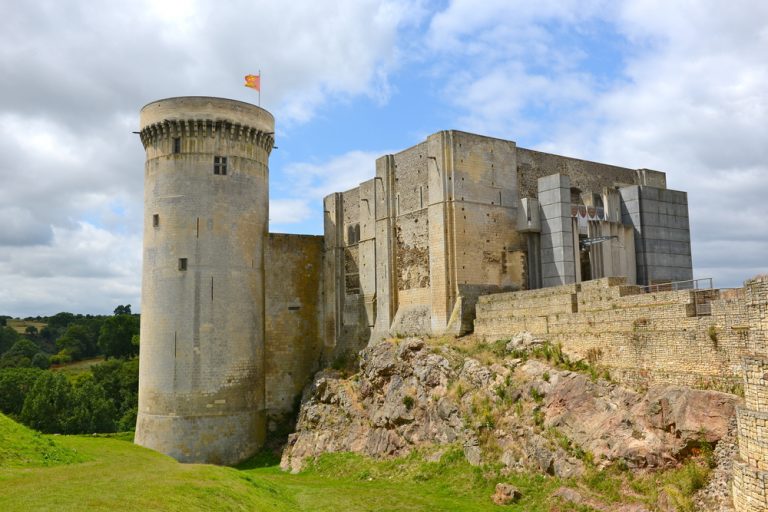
<box><xmin>244</xmin><ymin>74</ymin><xmax>260</xmax><ymax>91</ymax></box>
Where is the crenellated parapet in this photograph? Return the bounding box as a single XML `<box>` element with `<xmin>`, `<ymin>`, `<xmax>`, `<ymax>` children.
<box><xmin>139</xmin><ymin>118</ymin><xmax>274</xmax><ymax>154</ymax></box>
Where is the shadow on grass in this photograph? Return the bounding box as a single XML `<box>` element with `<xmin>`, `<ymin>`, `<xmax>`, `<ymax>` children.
<box><xmin>236</xmin><ymin>449</ymin><xmax>283</xmax><ymax>470</ymax></box>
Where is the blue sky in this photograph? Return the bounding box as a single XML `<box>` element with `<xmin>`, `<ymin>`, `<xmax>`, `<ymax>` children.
<box><xmin>0</xmin><ymin>0</ymin><xmax>766</xmax><ymax>315</ymax></box>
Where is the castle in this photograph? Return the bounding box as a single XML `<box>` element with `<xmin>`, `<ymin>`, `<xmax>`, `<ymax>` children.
<box><xmin>134</xmin><ymin>97</ymin><xmax>695</xmax><ymax>465</ymax></box>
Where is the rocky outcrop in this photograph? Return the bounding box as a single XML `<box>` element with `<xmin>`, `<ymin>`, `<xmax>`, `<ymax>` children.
<box><xmin>280</xmin><ymin>337</ymin><xmax>739</xmax><ymax>476</ymax></box>
<box><xmin>538</xmin><ymin>359</ymin><xmax>736</xmax><ymax>469</ymax></box>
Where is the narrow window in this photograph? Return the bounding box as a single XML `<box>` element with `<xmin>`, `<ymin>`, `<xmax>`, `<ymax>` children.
<box><xmin>419</xmin><ymin>186</ymin><xmax>424</xmax><ymax>208</ymax></box>
<box><xmin>178</xmin><ymin>258</ymin><xmax>188</xmax><ymax>271</ymax></box>
<box><xmin>214</xmin><ymin>156</ymin><xmax>227</xmax><ymax>175</ymax></box>
<box><xmin>347</xmin><ymin>223</ymin><xmax>360</xmax><ymax>244</ymax></box>
<box><xmin>172</xmin><ymin>137</ymin><xmax>181</xmax><ymax>154</ymax></box>
<box><xmin>152</xmin><ymin>214</ymin><xmax>159</xmax><ymax>227</ymax></box>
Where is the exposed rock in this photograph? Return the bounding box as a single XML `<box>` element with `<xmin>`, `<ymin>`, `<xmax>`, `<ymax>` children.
<box><xmin>460</xmin><ymin>358</ymin><xmax>494</xmax><ymax>388</ymax></box>
<box><xmin>281</xmin><ymin>337</ymin><xmax>738</xmax><ymax>477</ymax></box>
<box><xmin>505</xmin><ymin>331</ymin><xmax>545</xmax><ymax>351</ymax></box>
<box><xmin>538</xmin><ymin>363</ymin><xmax>737</xmax><ymax>469</ymax></box>
<box><xmin>551</xmin><ymin>487</ymin><xmax>583</xmax><ymax>504</ymax></box>
<box><xmin>491</xmin><ymin>483</ymin><xmax>521</xmax><ymax>505</ymax></box>
<box><xmin>693</xmin><ymin>416</ymin><xmax>738</xmax><ymax>512</ymax></box>
<box><xmin>464</xmin><ymin>443</ymin><xmax>482</xmax><ymax>467</ymax></box>
<box><xmin>617</xmin><ymin>505</ymin><xmax>652</xmax><ymax>512</ymax></box>
<box><xmin>281</xmin><ymin>339</ymin><xmax>463</xmax><ymax>472</ymax></box>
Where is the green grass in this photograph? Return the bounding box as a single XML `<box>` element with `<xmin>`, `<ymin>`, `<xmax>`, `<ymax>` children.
<box><xmin>0</xmin><ymin>412</ymin><xmax>556</xmax><ymax>512</ymax></box>
<box><xmin>0</xmin><ymin>413</ymin><xmax>711</xmax><ymax>512</ymax></box>
<box><xmin>0</xmin><ymin>414</ymin><xmax>84</xmax><ymax>467</ymax></box>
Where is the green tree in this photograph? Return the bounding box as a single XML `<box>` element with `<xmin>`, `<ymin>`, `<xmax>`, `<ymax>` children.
<box><xmin>92</xmin><ymin>357</ymin><xmax>139</xmax><ymax>430</ymax></box>
<box><xmin>31</xmin><ymin>353</ymin><xmax>50</xmax><ymax>370</ymax></box>
<box><xmin>98</xmin><ymin>315</ymin><xmax>140</xmax><ymax>359</ymax></box>
<box><xmin>25</xmin><ymin>325</ymin><xmax>38</xmax><ymax>336</ymax></box>
<box><xmin>0</xmin><ymin>367</ymin><xmax>43</xmax><ymax>416</ymax></box>
<box><xmin>56</xmin><ymin>324</ymin><xmax>91</xmax><ymax>361</ymax></box>
<box><xmin>0</xmin><ymin>325</ymin><xmax>20</xmax><ymax>356</ymax></box>
<box><xmin>20</xmin><ymin>372</ymin><xmax>73</xmax><ymax>433</ymax></box>
<box><xmin>5</xmin><ymin>338</ymin><xmax>39</xmax><ymax>359</ymax></box>
<box><xmin>113</xmin><ymin>305</ymin><xmax>132</xmax><ymax>315</ymax></box>
<box><xmin>66</xmin><ymin>377</ymin><xmax>117</xmax><ymax>433</ymax></box>
<box><xmin>0</xmin><ymin>338</ymin><xmax>43</xmax><ymax>368</ymax></box>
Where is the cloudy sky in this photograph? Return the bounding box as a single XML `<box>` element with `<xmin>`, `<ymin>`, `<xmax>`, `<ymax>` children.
<box><xmin>0</xmin><ymin>0</ymin><xmax>766</xmax><ymax>316</ymax></box>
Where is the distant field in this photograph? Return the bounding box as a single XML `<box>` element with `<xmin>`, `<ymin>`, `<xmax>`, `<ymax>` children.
<box><xmin>50</xmin><ymin>356</ymin><xmax>106</xmax><ymax>375</ymax></box>
<box><xmin>6</xmin><ymin>319</ymin><xmax>47</xmax><ymax>334</ymax></box>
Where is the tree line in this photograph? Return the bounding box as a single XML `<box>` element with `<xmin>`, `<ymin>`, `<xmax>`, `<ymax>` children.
<box><xmin>0</xmin><ymin>306</ymin><xmax>140</xmax><ymax>434</ymax></box>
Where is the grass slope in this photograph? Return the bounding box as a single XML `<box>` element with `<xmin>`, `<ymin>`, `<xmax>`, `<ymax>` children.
<box><xmin>0</xmin><ymin>412</ymin><xmax>710</xmax><ymax>511</ymax></box>
<box><xmin>0</xmin><ymin>418</ymin><xmax>535</xmax><ymax>511</ymax></box>
<box><xmin>0</xmin><ymin>413</ymin><xmax>83</xmax><ymax>467</ymax></box>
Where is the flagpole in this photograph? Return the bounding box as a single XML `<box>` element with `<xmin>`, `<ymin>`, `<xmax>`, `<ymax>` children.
<box><xmin>258</xmin><ymin>69</ymin><xmax>261</xmax><ymax>107</ymax></box>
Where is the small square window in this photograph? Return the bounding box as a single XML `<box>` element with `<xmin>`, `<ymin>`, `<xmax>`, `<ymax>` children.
<box><xmin>214</xmin><ymin>156</ymin><xmax>227</xmax><ymax>175</ymax></box>
<box><xmin>172</xmin><ymin>137</ymin><xmax>181</xmax><ymax>154</ymax></box>
<box><xmin>152</xmin><ymin>214</ymin><xmax>159</xmax><ymax>227</ymax></box>
<box><xmin>178</xmin><ymin>258</ymin><xmax>188</xmax><ymax>271</ymax></box>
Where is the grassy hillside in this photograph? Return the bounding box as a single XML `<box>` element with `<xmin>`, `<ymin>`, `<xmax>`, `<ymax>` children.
<box><xmin>0</xmin><ymin>413</ymin><xmax>508</xmax><ymax>512</ymax></box>
<box><xmin>0</xmin><ymin>413</ymin><xmax>83</xmax><ymax>467</ymax></box>
<box><xmin>0</xmin><ymin>412</ymin><xmax>712</xmax><ymax>511</ymax></box>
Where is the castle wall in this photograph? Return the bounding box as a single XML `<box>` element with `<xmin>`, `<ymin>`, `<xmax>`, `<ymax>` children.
<box><xmin>516</xmin><ymin>148</ymin><xmax>666</xmax><ymax>198</ymax></box>
<box><xmin>476</xmin><ymin>276</ymin><xmax>762</xmax><ymax>391</ymax></box>
<box><xmin>442</xmin><ymin>132</ymin><xmax>524</xmax><ymax>334</ymax></box>
<box><xmin>264</xmin><ymin>234</ymin><xmax>324</xmax><ymax>417</ymax></box>
<box><xmin>322</xmin><ymin>188</ymin><xmax>370</xmax><ymax>360</ymax></box>
<box><xmin>322</xmin><ymin>129</ymin><xmax>692</xmax><ymax>351</ymax></box>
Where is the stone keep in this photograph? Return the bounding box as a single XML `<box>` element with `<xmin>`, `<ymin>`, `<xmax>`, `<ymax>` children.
<box><xmin>135</xmin><ymin>97</ymin><xmax>274</xmax><ymax>465</ymax></box>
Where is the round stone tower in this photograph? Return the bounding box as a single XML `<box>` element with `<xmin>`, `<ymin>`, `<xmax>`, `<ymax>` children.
<box><xmin>134</xmin><ymin>97</ymin><xmax>274</xmax><ymax>465</ymax></box>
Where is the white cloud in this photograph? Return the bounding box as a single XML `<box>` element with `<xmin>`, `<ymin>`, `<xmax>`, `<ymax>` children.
<box><xmin>0</xmin><ymin>222</ymin><xmax>141</xmax><ymax>315</ymax></box>
<box><xmin>270</xmin><ymin>199</ymin><xmax>313</xmax><ymax>225</ymax></box>
<box><xmin>269</xmin><ymin>150</ymin><xmax>388</xmax><ymax>231</ymax></box>
<box><xmin>585</xmin><ymin>1</ymin><xmax>768</xmax><ymax>287</ymax></box>
<box><xmin>0</xmin><ymin>0</ymin><xmax>421</xmax><ymax>315</ymax></box>
<box><xmin>428</xmin><ymin>0</ymin><xmax>768</xmax><ymax>288</ymax></box>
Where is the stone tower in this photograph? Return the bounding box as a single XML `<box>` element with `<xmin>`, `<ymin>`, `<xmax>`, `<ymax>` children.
<box><xmin>135</xmin><ymin>97</ymin><xmax>274</xmax><ymax>465</ymax></box>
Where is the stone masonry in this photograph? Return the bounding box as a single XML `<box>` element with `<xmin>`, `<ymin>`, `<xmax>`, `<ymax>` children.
<box><xmin>475</xmin><ymin>276</ymin><xmax>763</xmax><ymax>392</ymax></box>
<box><xmin>733</xmin><ymin>276</ymin><xmax>768</xmax><ymax>512</ymax></box>
<box><xmin>137</xmin><ymin>97</ymin><xmax>712</xmax><ymax>468</ymax></box>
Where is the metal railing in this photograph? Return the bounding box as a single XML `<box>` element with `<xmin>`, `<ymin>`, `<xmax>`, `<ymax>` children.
<box><xmin>638</xmin><ymin>277</ymin><xmax>713</xmax><ymax>293</ymax></box>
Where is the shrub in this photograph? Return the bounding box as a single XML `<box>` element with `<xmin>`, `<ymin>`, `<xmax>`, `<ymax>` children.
<box><xmin>708</xmin><ymin>325</ymin><xmax>718</xmax><ymax>348</ymax></box>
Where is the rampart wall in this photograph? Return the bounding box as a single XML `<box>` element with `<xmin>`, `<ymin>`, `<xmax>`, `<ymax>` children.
<box><xmin>476</xmin><ymin>276</ymin><xmax>766</xmax><ymax>391</ymax></box>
